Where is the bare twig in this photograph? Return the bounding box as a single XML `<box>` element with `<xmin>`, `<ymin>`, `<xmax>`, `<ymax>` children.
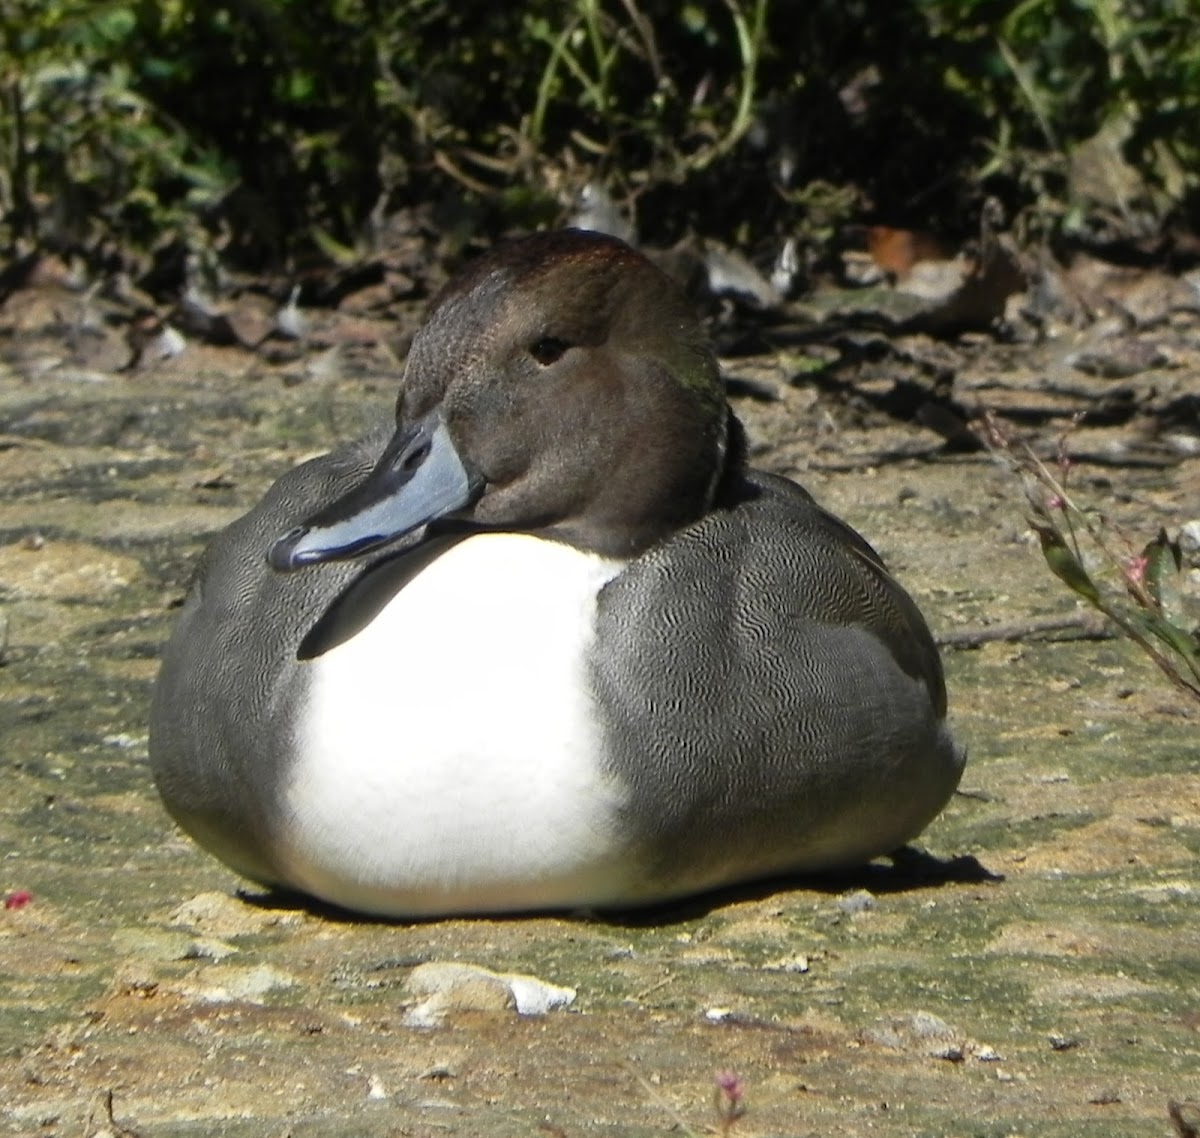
<box><xmin>938</xmin><ymin>612</ymin><xmax>1113</xmax><ymax>649</ymax></box>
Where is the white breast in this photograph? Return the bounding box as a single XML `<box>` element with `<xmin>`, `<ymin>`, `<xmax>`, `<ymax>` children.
<box><xmin>280</xmin><ymin>533</ymin><xmax>633</xmax><ymax>916</ymax></box>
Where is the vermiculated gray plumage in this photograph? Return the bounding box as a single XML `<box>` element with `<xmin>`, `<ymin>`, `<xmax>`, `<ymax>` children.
<box><xmin>591</xmin><ymin>470</ymin><xmax>960</xmax><ymax>896</ymax></box>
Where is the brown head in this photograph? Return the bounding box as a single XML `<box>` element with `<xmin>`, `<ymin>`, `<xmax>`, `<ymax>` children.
<box><xmin>270</xmin><ymin>229</ymin><xmax>728</xmax><ymax>568</ymax></box>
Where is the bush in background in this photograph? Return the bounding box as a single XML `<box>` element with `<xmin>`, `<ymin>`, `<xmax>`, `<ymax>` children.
<box><xmin>1</xmin><ymin>0</ymin><xmax>1197</xmax><ymax>271</ymax></box>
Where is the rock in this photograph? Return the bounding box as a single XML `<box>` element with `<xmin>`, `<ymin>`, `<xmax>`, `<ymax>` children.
<box><xmin>762</xmin><ymin>954</ymin><xmax>810</xmax><ymax>974</ymax></box>
<box><xmin>418</xmin><ymin>1063</ymin><xmax>457</xmax><ymax>1081</ymax></box>
<box><xmin>569</xmin><ymin>183</ymin><xmax>635</xmax><ymax>245</ymax></box>
<box><xmin>866</xmin><ymin>1011</ymin><xmax>1002</xmax><ymax>1064</ymax></box>
<box><xmin>836</xmin><ymin>889</ymin><xmax>876</xmax><ymax>915</ymax></box>
<box><xmin>183</xmin><ymin>963</ymin><xmax>296</xmax><ymax>1004</ymax></box>
<box><xmin>505</xmin><ymin>973</ymin><xmax>577</xmax><ymax>1015</ymax></box>
<box><xmin>223</xmin><ymin>294</ymin><xmax>275</xmax><ymax>349</ymax></box>
<box><xmin>905</xmin><ymin>1010</ymin><xmax>956</xmax><ymax>1039</ymax></box>
<box><xmin>402</xmin><ymin>961</ymin><xmax>576</xmax><ymax>1027</ymax></box>
<box><xmin>405</xmin><ymin>963</ymin><xmax>515</xmax><ymax>1016</ymax></box>
<box><xmin>1066</xmin><ymin>339</ymin><xmax>1168</xmax><ymax>378</ymax></box>
<box><xmin>1178</xmin><ymin>521</ymin><xmax>1200</xmax><ymax>568</ymax></box>
<box><xmin>111</xmin><ymin>927</ymin><xmax>237</xmax><ymax>963</ymax></box>
<box><xmin>166</xmin><ymin>891</ymin><xmax>300</xmax><ymax>936</ymax></box>
<box><xmin>702</xmin><ymin>242</ymin><xmax>781</xmax><ymax>309</ymax></box>
<box><xmin>366</xmin><ymin>1074</ymin><xmax>388</xmax><ymax>1100</ymax></box>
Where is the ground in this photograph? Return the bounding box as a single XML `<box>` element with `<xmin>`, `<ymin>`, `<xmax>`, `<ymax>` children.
<box><xmin>1</xmin><ymin>265</ymin><xmax>1198</xmax><ymax>1137</ymax></box>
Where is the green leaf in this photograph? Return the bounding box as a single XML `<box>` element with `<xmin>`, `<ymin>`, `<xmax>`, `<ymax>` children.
<box><xmin>1130</xmin><ymin>610</ymin><xmax>1200</xmax><ymax>674</ymax></box>
<box><xmin>1142</xmin><ymin>528</ymin><xmax>1181</xmax><ymax>608</ymax></box>
<box><xmin>1031</xmin><ymin>521</ymin><xmax>1101</xmax><ymax>604</ymax></box>
<box><xmin>286</xmin><ymin>71</ymin><xmax>316</xmax><ymax>104</ymax></box>
<box><xmin>309</xmin><ymin>226</ymin><xmax>360</xmax><ymax>267</ymax></box>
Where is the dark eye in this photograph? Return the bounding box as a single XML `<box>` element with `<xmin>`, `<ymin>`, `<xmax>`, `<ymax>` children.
<box><xmin>529</xmin><ymin>337</ymin><xmax>569</xmax><ymax>366</ymax></box>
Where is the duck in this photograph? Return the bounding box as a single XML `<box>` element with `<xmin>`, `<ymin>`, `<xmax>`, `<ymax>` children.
<box><xmin>149</xmin><ymin>229</ymin><xmax>964</xmax><ymax>918</ymax></box>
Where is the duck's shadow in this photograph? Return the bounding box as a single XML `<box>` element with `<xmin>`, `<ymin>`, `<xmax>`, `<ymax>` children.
<box><xmin>235</xmin><ymin>847</ymin><xmax>1001</xmax><ymax>929</ymax></box>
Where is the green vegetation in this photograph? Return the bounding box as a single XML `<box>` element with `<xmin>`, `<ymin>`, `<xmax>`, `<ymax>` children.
<box><xmin>1</xmin><ymin>0</ymin><xmax>1198</xmax><ymax>269</ymax></box>
<box><xmin>987</xmin><ymin>411</ymin><xmax>1200</xmax><ymax>708</ymax></box>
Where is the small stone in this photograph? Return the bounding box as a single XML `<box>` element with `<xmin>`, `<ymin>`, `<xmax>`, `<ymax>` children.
<box><xmin>366</xmin><ymin>1074</ymin><xmax>388</xmax><ymax>1100</ymax></box>
<box><xmin>704</xmin><ymin>242</ymin><xmax>782</xmax><ymax>309</ymax></box>
<box><xmin>179</xmin><ymin>937</ymin><xmax>238</xmax><ymax>963</ymax></box>
<box><xmin>150</xmin><ymin>324</ymin><xmax>187</xmax><ymax>360</ymax></box>
<box><xmin>1066</xmin><ymin>340</ymin><xmax>1167</xmax><ymax>378</ymax></box>
<box><xmin>506</xmin><ymin>973</ymin><xmax>576</xmax><ymax>1015</ymax></box>
<box><xmin>185</xmin><ymin>963</ymin><xmax>295</xmax><ymax>1004</ymax></box>
<box><xmin>405</xmin><ymin>963</ymin><xmax>515</xmax><ymax>1018</ymax></box>
<box><xmin>402</xmin><ymin>962</ymin><xmax>575</xmax><ymax>1027</ymax></box>
<box><xmin>1178</xmin><ymin>521</ymin><xmax>1200</xmax><ymax>568</ymax></box>
<box><xmin>863</xmin><ymin>1026</ymin><xmax>905</xmax><ymax>1049</ymax></box>
<box><xmin>904</xmin><ymin>1011</ymin><xmax>955</xmax><ymax>1040</ymax></box>
<box><xmin>167</xmin><ymin>891</ymin><xmax>299</xmax><ymax>936</ymax></box>
<box><xmin>417</xmin><ymin>1064</ymin><xmax>456</xmax><ymax>1081</ymax></box>
<box><xmin>837</xmin><ymin>889</ymin><xmax>876</xmax><ymax>915</ymax></box>
<box><xmin>763</xmin><ymin>955</ymin><xmax>810</xmax><ymax>974</ymax></box>
<box><xmin>569</xmin><ymin>182</ymin><xmax>635</xmax><ymax>245</ymax></box>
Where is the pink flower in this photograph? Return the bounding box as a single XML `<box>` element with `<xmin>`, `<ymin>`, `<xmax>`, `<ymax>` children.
<box><xmin>713</xmin><ymin>1070</ymin><xmax>746</xmax><ymax>1133</ymax></box>
<box><xmin>1125</xmin><ymin>555</ymin><xmax>1148</xmax><ymax>587</ymax></box>
<box><xmin>715</xmin><ymin>1070</ymin><xmax>744</xmax><ymax>1105</ymax></box>
<box><xmin>4</xmin><ymin>890</ymin><xmax>33</xmax><ymax>910</ymax></box>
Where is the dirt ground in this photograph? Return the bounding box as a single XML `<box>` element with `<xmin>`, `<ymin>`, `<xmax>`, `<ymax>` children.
<box><xmin>1</xmin><ymin>270</ymin><xmax>1198</xmax><ymax>1137</ymax></box>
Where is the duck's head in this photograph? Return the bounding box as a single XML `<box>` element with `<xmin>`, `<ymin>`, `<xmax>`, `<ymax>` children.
<box><xmin>269</xmin><ymin>229</ymin><xmax>729</xmax><ymax>569</ymax></box>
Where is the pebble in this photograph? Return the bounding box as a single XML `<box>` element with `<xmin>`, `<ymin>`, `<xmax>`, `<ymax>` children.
<box><xmin>184</xmin><ymin>963</ymin><xmax>296</xmax><ymax>1004</ymax></box>
<box><xmin>837</xmin><ymin>889</ymin><xmax>876</xmax><ymax>915</ymax></box>
<box><xmin>906</xmin><ymin>1011</ymin><xmax>955</xmax><ymax>1039</ymax></box>
<box><xmin>1178</xmin><ymin>520</ymin><xmax>1200</xmax><ymax>567</ymax></box>
<box><xmin>402</xmin><ymin>962</ymin><xmax>575</xmax><ymax>1027</ymax></box>
<box><xmin>763</xmin><ymin>954</ymin><xmax>811</xmax><ymax>974</ymax></box>
<box><xmin>111</xmin><ymin>927</ymin><xmax>237</xmax><ymax>963</ymax></box>
<box><xmin>864</xmin><ymin>1011</ymin><xmax>1002</xmax><ymax>1064</ymax></box>
<box><xmin>167</xmin><ymin>891</ymin><xmax>300</xmax><ymax>936</ymax></box>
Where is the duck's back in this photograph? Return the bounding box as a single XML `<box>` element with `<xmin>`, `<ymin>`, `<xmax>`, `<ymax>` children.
<box><xmin>589</xmin><ymin>469</ymin><xmax>963</xmax><ymax>900</ymax></box>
